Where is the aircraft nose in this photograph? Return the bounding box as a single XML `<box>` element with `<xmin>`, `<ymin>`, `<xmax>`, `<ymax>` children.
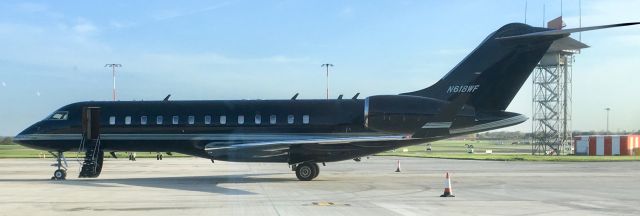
<box><xmin>14</xmin><ymin>123</ymin><xmax>40</xmax><ymax>145</ymax></box>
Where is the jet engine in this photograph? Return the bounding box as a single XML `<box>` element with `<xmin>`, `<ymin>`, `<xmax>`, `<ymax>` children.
<box><xmin>364</xmin><ymin>95</ymin><xmax>447</xmax><ymax>133</ymax></box>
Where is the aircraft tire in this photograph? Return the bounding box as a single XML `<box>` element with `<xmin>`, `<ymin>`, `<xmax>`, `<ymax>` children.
<box><xmin>53</xmin><ymin>169</ymin><xmax>66</xmax><ymax>180</ymax></box>
<box><xmin>311</xmin><ymin>163</ymin><xmax>320</xmax><ymax>179</ymax></box>
<box><xmin>295</xmin><ymin>162</ymin><xmax>317</xmax><ymax>181</ymax></box>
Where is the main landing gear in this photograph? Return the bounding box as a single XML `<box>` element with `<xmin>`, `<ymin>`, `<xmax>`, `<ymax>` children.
<box><xmin>50</xmin><ymin>151</ymin><xmax>67</xmax><ymax>180</ymax></box>
<box><xmin>293</xmin><ymin>162</ymin><xmax>320</xmax><ymax>181</ymax></box>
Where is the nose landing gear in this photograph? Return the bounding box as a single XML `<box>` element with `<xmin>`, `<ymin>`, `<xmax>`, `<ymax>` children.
<box><xmin>50</xmin><ymin>151</ymin><xmax>67</xmax><ymax>180</ymax></box>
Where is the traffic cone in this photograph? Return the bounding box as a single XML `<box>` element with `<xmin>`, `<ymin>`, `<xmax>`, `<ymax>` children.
<box><xmin>395</xmin><ymin>160</ymin><xmax>401</xmax><ymax>172</ymax></box>
<box><xmin>440</xmin><ymin>172</ymin><xmax>455</xmax><ymax>197</ymax></box>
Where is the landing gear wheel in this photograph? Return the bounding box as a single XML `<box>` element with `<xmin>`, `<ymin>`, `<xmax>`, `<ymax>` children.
<box><xmin>52</xmin><ymin>169</ymin><xmax>66</xmax><ymax>180</ymax></box>
<box><xmin>295</xmin><ymin>162</ymin><xmax>319</xmax><ymax>181</ymax></box>
<box><xmin>311</xmin><ymin>163</ymin><xmax>320</xmax><ymax>179</ymax></box>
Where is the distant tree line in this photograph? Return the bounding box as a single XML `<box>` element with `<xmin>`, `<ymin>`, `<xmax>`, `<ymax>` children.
<box><xmin>0</xmin><ymin>136</ymin><xmax>14</xmax><ymax>145</ymax></box>
<box><xmin>476</xmin><ymin>131</ymin><xmax>531</xmax><ymax>140</ymax></box>
<box><xmin>477</xmin><ymin>130</ymin><xmax>639</xmax><ymax>140</ymax></box>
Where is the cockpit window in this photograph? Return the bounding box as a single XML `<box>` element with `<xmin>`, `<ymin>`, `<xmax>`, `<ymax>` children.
<box><xmin>49</xmin><ymin>111</ymin><xmax>69</xmax><ymax>120</ymax></box>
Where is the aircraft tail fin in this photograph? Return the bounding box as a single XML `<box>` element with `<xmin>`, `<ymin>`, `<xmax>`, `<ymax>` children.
<box><xmin>401</xmin><ymin>22</ymin><xmax>639</xmax><ymax>111</ymax></box>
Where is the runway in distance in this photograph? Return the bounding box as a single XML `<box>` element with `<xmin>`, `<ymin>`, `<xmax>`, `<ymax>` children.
<box><xmin>14</xmin><ymin>22</ymin><xmax>639</xmax><ymax>181</ymax></box>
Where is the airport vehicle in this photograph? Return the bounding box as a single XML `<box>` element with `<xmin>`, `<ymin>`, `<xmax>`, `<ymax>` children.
<box><xmin>14</xmin><ymin>22</ymin><xmax>639</xmax><ymax>181</ymax></box>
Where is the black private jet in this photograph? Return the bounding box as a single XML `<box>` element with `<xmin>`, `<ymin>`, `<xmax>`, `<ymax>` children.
<box><xmin>14</xmin><ymin>22</ymin><xmax>639</xmax><ymax>181</ymax></box>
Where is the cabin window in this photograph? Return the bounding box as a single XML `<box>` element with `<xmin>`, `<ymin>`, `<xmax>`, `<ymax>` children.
<box><xmin>255</xmin><ymin>114</ymin><xmax>261</xmax><ymax>124</ymax></box>
<box><xmin>141</xmin><ymin>116</ymin><xmax>148</xmax><ymax>125</ymax></box>
<box><xmin>49</xmin><ymin>111</ymin><xmax>69</xmax><ymax>120</ymax></box>
<box><xmin>238</xmin><ymin>115</ymin><xmax>244</xmax><ymax>125</ymax></box>
<box><xmin>270</xmin><ymin>115</ymin><xmax>276</xmax><ymax>124</ymax></box>
<box><xmin>157</xmin><ymin>116</ymin><xmax>163</xmax><ymax>125</ymax></box>
<box><xmin>188</xmin><ymin>115</ymin><xmax>195</xmax><ymax>125</ymax></box>
<box><xmin>287</xmin><ymin>115</ymin><xmax>294</xmax><ymax>124</ymax></box>
<box><xmin>125</xmin><ymin>116</ymin><xmax>131</xmax><ymax>125</ymax></box>
<box><xmin>220</xmin><ymin>115</ymin><xmax>227</xmax><ymax>125</ymax></box>
<box><xmin>172</xmin><ymin>116</ymin><xmax>179</xmax><ymax>125</ymax></box>
<box><xmin>303</xmin><ymin>115</ymin><xmax>310</xmax><ymax>124</ymax></box>
<box><xmin>109</xmin><ymin>116</ymin><xmax>116</xmax><ymax>125</ymax></box>
<box><xmin>204</xmin><ymin>115</ymin><xmax>211</xmax><ymax>125</ymax></box>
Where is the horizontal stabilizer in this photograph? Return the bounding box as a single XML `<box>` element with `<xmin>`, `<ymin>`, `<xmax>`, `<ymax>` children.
<box><xmin>497</xmin><ymin>22</ymin><xmax>640</xmax><ymax>40</ymax></box>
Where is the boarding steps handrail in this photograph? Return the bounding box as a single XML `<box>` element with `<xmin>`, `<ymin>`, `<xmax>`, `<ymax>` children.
<box><xmin>76</xmin><ymin>135</ymin><xmax>86</xmax><ymax>165</ymax></box>
<box><xmin>78</xmin><ymin>135</ymin><xmax>103</xmax><ymax>178</ymax></box>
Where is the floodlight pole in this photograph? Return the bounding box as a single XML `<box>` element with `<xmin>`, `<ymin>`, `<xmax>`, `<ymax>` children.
<box><xmin>605</xmin><ymin>108</ymin><xmax>611</xmax><ymax>133</ymax></box>
<box><xmin>321</xmin><ymin>63</ymin><xmax>334</xmax><ymax>100</ymax></box>
<box><xmin>105</xmin><ymin>64</ymin><xmax>122</xmax><ymax>101</ymax></box>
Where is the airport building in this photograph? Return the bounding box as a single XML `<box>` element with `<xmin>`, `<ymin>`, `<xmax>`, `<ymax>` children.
<box><xmin>574</xmin><ymin>135</ymin><xmax>640</xmax><ymax>156</ymax></box>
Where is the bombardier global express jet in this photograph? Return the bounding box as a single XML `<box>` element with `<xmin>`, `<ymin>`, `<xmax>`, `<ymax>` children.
<box><xmin>14</xmin><ymin>22</ymin><xmax>639</xmax><ymax>181</ymax></box>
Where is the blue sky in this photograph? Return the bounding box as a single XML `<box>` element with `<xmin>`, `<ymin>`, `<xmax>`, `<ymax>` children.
<box><xmin>1</xmin><ymin>0</ymin><xmax>639</xmax><ymax>136</ymax></box>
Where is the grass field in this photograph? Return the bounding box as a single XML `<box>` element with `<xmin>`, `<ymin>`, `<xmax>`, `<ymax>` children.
<box><xmin>378</xmin><ymin>140</ymin><xmax>640</xmax><ymax>161</ymax></box>
<box><xmin>2</xmin><ymin>139</ymin><xmax>639</xmax><ymax>161</ymax></box>
<box><xmin>392</xmin><ymin>139</ymin><xmax>532</xmax><ymax>154</ymax></box>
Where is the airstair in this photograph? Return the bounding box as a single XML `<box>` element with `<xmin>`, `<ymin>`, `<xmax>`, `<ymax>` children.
<box><xmin>78</xmin><ymin>107</ymin><xmax>104</xmax><ymax>178</ymax></box>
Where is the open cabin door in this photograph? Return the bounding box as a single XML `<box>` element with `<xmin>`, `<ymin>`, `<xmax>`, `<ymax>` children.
<box><xmin>79</xmin><ymin>107</ymin><xmax>104</xmax><ymax>178</ymax></box>
<box><xmin>82</xmin><ymin>107</ymin><xmax>101</xmax><ymax>139</ymax></box>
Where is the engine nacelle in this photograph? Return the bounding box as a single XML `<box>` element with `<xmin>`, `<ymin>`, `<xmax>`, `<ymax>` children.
<box><xmin>364</xmin><ymin>95</ymin><xmax>449</xmax><ymax>133</ymax></box>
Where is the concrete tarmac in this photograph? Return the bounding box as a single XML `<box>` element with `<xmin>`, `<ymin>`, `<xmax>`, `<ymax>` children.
<box><xmin>1</xmin><ymin>157</ymin><xmax>639</xmax><ymax>216</ymax></box>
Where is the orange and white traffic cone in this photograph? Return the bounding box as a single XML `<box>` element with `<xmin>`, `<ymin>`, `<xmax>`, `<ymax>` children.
<box><xmin>440</xmin><ymin>172</ymin><xmax>455</xmax><ymax>197</ymax></box>
<box><xmin>395</xmin><ymin>160</ymin><xmax>401</xmax><ymax>172</ymax></box>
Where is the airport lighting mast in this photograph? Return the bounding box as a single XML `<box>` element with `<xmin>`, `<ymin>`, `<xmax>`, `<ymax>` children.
<box><xmin>605</xmin><ymin>108</ymin><xmax>611</xmax><ymax>133</ymax></box>
<box><xmin>321</xmin><ymin>63</ymin><xmax>333</xmax><ymax>100</ymax></box>
<box><xmin>105</xmin><ymin>64</ymin><xmax>122</xmax><ymax>101</ymax></box>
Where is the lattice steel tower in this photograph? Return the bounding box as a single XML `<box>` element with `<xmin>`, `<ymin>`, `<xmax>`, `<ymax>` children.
<box><xmin>531</xmin><ymin>36</ymin><xmax>587</xmax><ymax>155</ymax></box>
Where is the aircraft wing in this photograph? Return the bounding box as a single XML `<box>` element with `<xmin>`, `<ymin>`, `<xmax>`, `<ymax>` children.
<box><xmin>204</xmin><ymin>135</ymin><xmax>413</xmax><ymax>162</ymax></box>
<box><xmin>205</xmin><ymin>135</ymin><xmax>408</xmax><ymax>151</ymax></box>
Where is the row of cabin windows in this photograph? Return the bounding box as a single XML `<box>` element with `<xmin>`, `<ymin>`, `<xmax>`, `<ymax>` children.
<box><xmin>108</xmin><ymin>114</ymin><xmax>310</xmax><ymax>126</ymax></box>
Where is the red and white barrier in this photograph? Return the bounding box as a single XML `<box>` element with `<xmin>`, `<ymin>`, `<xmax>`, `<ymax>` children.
<box><xmin>574</xmin><ymin>135</ymin><xmax>640</xmax><ymax>156</ymax></box>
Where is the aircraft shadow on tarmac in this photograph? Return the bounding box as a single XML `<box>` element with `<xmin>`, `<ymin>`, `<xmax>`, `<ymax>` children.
<box><xmin>0</xmin><ymin>173</ymin><xmax>296</xmax><ymax>195</ymax></box>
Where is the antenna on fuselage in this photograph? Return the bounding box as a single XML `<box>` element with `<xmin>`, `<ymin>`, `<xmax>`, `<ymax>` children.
<box><xmin>337</xmin><ymin>94</ymin><xmax>343</xmax><ymax>100</ymax></box>
<box><xmin>163</xmin><ymin>94</ymin><xmax>171</xmax><ymax>101</ymax></box>
<box><xmin>352</xmin><ymin>93</ymin><xmax>360</xmax><ymax>100</ymax></box>
<box><xmin>291</xmin><ymin>93</ymin><xmax>299</xmax><ymax>100</ymax></box>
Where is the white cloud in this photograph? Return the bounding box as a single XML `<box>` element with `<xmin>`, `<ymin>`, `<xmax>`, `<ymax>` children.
<box><xmin>151</xmin><ymin>2</ymin><xmax>231</xmax><ymax>21</ymax></box>
<box><xmin>139</xmin><ymin>52</ymin><xmax>311</xmax><ymax>66</ymax></box>
<box><xmin>0</xmin><ymin>18</ymin><xmax>110</xmax><ymax>71</ymax></box>
<box><xmin>17</xmin><ymin>2</ymin><xmax>48</xmax><ymax>13</ymax></box>
<box><xmin>108</xmin><ymin>20</ymin><xmax>135</xmax><ymax>29</ymax></box>
<box><xmin>73</xmin><ymin>18</ymin><xmax>98</xmax><ymax>34</ymax></box>
<box><xmin>261</xmin><ymin>55</ymin><xmax>312</xmax><ymax>63</ymax></box>
<box><xmin>340</xmin><ymin>7</ymin><xmax>354</xmax><ymax>16</ymax></box>
<box><xmin>1</xmin><ymin>81</ymin><xmax>6</xmax><ymax>87</ymax></box>
<box><xmin>15</xmin><ymin>2</ymin><xmax>64</xmax><ymax>19</ymax></box>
